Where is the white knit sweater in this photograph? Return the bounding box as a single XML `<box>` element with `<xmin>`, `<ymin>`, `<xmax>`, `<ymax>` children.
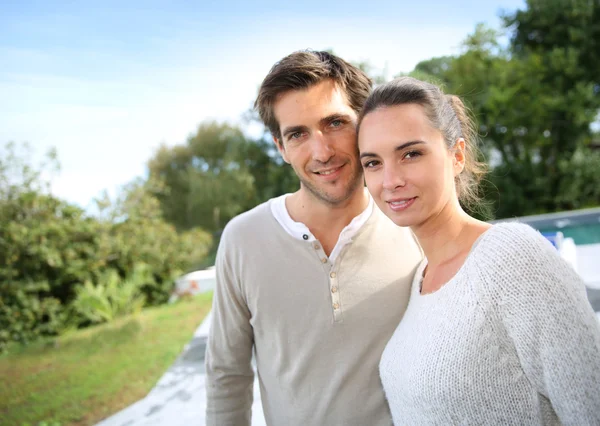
<box><xmin>379</xmin><ymin>223</ymin><xmax>600</xmax><ymax>425</ymax></box>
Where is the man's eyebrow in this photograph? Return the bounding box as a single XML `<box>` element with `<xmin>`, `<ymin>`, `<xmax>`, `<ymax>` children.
<box><xmin>319</xmin><ymin>113</ymin><xmax>353</xmax><ymax>127</ymax></box>
<box><xmin>281</xmin><ymin>114</ymin><xmax>353</xmax><ymax>139</ymax></box>
<box><xmin>359</xmin><ymin>141</ymin><xmax>425</xmax><ymax>160</ymax></box>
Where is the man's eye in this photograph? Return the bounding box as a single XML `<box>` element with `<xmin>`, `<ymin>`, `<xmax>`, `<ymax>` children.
<box><xmin>330</xmin><ymin>119</ymin><xmax>343</xmax><ymax>127</ymax></box>
<box><xmin>290</xmin><ymin>132</ymin><xmax>303</xmax><ymax>140</ymax></box>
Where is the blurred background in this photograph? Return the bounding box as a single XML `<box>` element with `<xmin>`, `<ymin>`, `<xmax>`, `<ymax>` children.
<box><xmin>1</xmin><ymin>0</ymin><xmax>599</xmax><ymax>425</ymax></box>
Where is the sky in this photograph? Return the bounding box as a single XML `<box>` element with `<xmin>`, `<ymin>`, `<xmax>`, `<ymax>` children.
<box><xmin>1</xmin><ymin>0</ymin><xmax>525</xmax><ymax>209</ymax></box>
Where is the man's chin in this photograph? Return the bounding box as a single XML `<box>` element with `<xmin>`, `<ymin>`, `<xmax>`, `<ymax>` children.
<box><xmin>302</xmin><ymin>179</ymin><xmax>363</xmax><ymax>206</ymax></box>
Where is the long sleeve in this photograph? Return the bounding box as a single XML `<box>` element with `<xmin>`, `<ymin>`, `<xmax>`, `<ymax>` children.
<box><xmin>205</xmin><ymin>230</ymin><xmax>254</xmax><ymax>426</ymax></box>
<box><xmin>495</xmin><ymin>226</ymin><xmax>600</xmax><ymax>425</ymax></box>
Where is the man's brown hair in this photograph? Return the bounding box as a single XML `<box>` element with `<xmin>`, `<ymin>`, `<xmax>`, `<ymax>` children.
<box><xmin>255</xmin><ymin>50</ymin><xmax>372</xmax><ymax>140</ymax></box>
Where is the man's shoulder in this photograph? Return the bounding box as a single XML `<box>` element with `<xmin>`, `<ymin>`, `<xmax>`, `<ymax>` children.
<box><xmin>220</xmin><ymin>199</ymin><xmax>276</xmax><ymax>244</ymax></box>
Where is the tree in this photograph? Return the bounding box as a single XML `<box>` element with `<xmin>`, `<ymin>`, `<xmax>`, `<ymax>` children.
<box><xmin>148</xmin><ymin>122</ymin><xmax>256</xmax><ymax>233</ymax></box>
<box><xmin>408</xmin><ymin>17</ymin><xmax>600</xmax><ymax>218</ymax></box>
<box><xmin>148</xmin><ymin>121</ymin><xmax>299</xmax><ymax>234</ymax></box>
<box><xmin>0</xmin><ymin>141</ymin><xmax>60</xmax><ymax>201</ymax></box>
<box><xmin>505</xmin><ymin>0</ymin><xmax>600</xmax><ymax>85</ymax></box>
<box><xmin>0</xmin><ymin>143</ymin><xmax>213</xmax><ymax>350</ymax></box>
<box><xmin>239</xmin><ymin>136</ymin><xmax>299</xmax><ymax>204</ymax></box>
<box><xmin>94</xmin><ymin>179</ymin><xmax>213</xmax><ymax>304</ymax></box>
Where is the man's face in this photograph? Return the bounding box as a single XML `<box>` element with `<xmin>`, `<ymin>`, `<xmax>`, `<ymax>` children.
<box><xmin>273</xmin><ymin>79</ymin><xmax>364</xmax><ymax>206</ymax></box>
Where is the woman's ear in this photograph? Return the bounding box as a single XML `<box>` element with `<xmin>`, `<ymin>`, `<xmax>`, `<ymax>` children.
<box><xmin>453</xmin><ymin>138</ymin><xmax>466</xmax><ymax>176</ymax></box>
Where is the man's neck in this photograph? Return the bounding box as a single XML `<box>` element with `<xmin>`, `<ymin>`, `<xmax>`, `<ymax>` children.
<box><xmin>286</xmin><ymin>187</ymin><xmax>370</xmax><ymax>255</ymax></box>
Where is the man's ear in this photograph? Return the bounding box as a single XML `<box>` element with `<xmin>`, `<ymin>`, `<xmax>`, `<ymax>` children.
<box><xmin>453</xmin><ymin>138</ymin><xmax>466</xmax><ymax>176</ymax></box>
<box><xmin>274</xmin><ymin>136</ymin><xmax>290</xmax><ymax>164</ymax></box>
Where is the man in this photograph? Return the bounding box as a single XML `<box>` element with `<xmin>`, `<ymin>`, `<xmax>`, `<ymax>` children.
<box><xmin>205</xmin><ymin>50</ymin><xmax>422</xmax><ymax>426</ymax></box>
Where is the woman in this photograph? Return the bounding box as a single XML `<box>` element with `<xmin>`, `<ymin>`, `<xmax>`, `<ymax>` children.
<box><xmin>357</xmin><ymin>77</ymin><xmax>600</xmax><ymax>425</ymax></box>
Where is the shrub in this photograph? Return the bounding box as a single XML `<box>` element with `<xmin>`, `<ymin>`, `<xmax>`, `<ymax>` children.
<box><xmin>0</xmin><ymin>280</ymin><xmax>66</xmax><ymax>352</ymax></box>
<box><xmin>71</xmin><ymin>265</ymin><xmax>147</xmax><ymax>325</ymax></box>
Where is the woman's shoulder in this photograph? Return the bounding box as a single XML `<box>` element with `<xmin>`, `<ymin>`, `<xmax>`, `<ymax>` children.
<box><xmin>482</xmin><ymin>221</ymin><xmax>546</xmax><ymax>242</ymax></box>
<box><xmin>469</xmin><ymin>221</ymin><xmax>583</xmax><ymax>298</ymax></box>
<box><xmin>471</xmin><ymin>221</ymin><xmax>556</xmax><ymax>265</ymax></box>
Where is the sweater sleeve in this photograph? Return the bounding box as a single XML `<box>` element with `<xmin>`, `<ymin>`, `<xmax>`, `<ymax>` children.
<box><xmin>205</xmin><ymin>226</ymin><xmax>255</xmax><ymax>426</ymax></box>
<box><xmin>490</xmin><ymin>224</ymin><xmax>600</xmax><ymax>425</ymax></box>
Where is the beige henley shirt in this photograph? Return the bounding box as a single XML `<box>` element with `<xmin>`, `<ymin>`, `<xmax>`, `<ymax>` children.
<box><xmin>205</xmin><ymin>196</ymin><xmax>422</xmax><ymax>426</ymax></box>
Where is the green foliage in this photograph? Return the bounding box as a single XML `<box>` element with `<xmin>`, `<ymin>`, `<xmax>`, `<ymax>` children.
<box><xmin>148</xmin><ymin>121</ymin><xmax>298</xmax><ymax>234</ymax></box>
<box><xmin>556</xmin><ymin>147</ymin><xmax>600</xmax><ymax>209</ymax></box>
<box><xmin>73</xmin><ymin>280</ymin><xmax>116</xmax><ymax>324</ymax></box>
<box><xmin>0</xmin><ymin>142</ymin><xmax>213</xmax><ymax>351</ymax></box>
<box><xmin>505</xmin><ymin>0</ymin><xmax>600</xmax><ymax>83</ymax></box>
<box><xmin>148</xmin><ymin>122</ymin><xmax>256</xmax><ymax>232</ymax></box>
<box><xmin>0</xmin><ymin>141</ymin><xmax>59</xmax><ymax>199</ymax></box>
<box><xmin>72</xmin><ymin>265</ymin><xmax>148</xmax><ymax>325</ymax></box>
<box><xmin>409</xmin><ymin>55</ymin><xmax>454</xmax><ymax>87</ymax></box>
<box><xmin>352</xmin><ymin>60</ymin><xmax>387</xmax><ymax>85</ymax></box>
<box><xmin>240</xmin><ymin>136</ymin><xmax>299</xmax><ymax>203</ymax></box>
<box><xmin>0</xmin><ymin>281</ymin><xmax>66</xmax><ymax>352</ymax></box>
<box><xmin>408</xmin><ymin>11</ymin><xmax>600</xmax><ymax>218</ymax></box>
<box><xmin>1</xmin><ymin>293</ymin><xmax>212</xmax><ymax>426</ymax></box>
<box><xmin>3</xmin><ymin>0</ymin><xmax>599</xmax><ymax>352</ymax></box>
<box><xmin>95</xmin><ymin>179</ymin><xmax>213</xmax><ymax>304</ymax></box>
<box><xmin>0</xmin><ymin>191</ymin><xmax>106</xmax><ymax>303</ymax></box>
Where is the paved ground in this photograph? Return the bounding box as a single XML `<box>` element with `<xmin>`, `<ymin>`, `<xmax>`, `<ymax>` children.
<box><xmin>97</xmin><ymin>288</ymin><xmax>600</xmax><ymax>426</ymax></box>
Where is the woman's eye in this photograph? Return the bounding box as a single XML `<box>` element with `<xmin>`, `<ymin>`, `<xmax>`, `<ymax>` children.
<box><xmin>363</xmin><ymin>160</ymin><xmax>379</xmax><ymax>168</ymax></box>
<box><xmin>404</xmin><ymin>150</ymin><xmax>422</xmax><ymax>159</ymax></box>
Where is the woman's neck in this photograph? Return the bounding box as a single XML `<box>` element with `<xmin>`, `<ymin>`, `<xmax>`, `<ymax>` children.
<box><xmin>412</xmin><ymin>201</ymin><xmax>485</xmax><ymax>268</ymax></box>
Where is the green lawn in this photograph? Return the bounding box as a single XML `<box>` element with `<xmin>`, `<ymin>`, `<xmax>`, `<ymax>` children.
<box><xmin>0</xmin><ymin>292</ymin><xmax>213</xmax><ymax>426</ymax></box>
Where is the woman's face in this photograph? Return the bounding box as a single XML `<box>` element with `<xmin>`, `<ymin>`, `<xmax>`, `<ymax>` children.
<box><xmin>358</xmin><ymin>103</ymin><xmax>464</xmax><ymax>228</ymax></box>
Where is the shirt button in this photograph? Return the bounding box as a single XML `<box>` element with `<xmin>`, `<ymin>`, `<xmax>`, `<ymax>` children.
<box><xmin>333</xmin><ymin>303</ymin><xmax>339</xmax><ymax>310</ymax></box>
<box><xmin>330</xmin><ymin>272</ymin><xmax>336</xmax><ymax>279</ymax></box>
<box><xmin>302</xmin><ymin>234</ymin><xmax>309</xmax><ymax>240</ymax></box>
<box><xmin>321</xmin><ymin>258</ymin><xmax>327</xmax><ymax>264</ymax></box>
<box><xmin>331</xmin><ymin>287</ymin><xmax>338</xmax><ymax>293</ymax></box>
<box><xmin>313</xmin><ymin>243</ymin><xmax>320</xmax><ymax>250</ymax></box>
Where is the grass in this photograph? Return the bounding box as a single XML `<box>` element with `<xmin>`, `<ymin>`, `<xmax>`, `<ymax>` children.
<box><xmin>0</xmin><ymin>292</ymin><xmax>213</xmax><ymax>426</ymax></box>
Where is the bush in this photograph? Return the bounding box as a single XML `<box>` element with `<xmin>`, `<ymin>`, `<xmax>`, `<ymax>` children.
<box><xmin>96</xmin><ymin>180</ymin><xmax>213</xmax><ymax>305</ymax></box>
<box><xmin>0</xmin><ymin>281</ymin><xmax>66</xmax><ymax>352</ymax></box>
<box><xmin>71</xmin><ymin>264</ymin><xmax>147</xmax><ymax>325</ymax></box>
<box><xmin>0</xmin><ymin>191</ymin><xmax>106</xmax><ymax>304</ymax></box>
<box><xmin>0</xmin><ymin>143</ymin><xmax>213</xmax><ymax>351</ymax></box>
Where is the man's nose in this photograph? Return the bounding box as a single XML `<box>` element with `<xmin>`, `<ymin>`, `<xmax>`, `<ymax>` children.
<box><xmin>310</xmin><ymin>132</ymin><xmax>335</xmax><ymax>163</ymax></box>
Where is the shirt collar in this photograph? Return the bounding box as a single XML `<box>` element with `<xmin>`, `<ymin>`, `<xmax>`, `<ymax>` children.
<box><xmin>270</xmin><ymin>189</ymin><xmax>374</xmax><ymax>263</ymax></box>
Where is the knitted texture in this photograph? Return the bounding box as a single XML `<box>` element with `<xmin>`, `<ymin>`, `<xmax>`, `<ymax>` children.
<box><xmin>379</xmin><ymin>222</ymin><xmax>600</xmax><ymax>425</ymax></box>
